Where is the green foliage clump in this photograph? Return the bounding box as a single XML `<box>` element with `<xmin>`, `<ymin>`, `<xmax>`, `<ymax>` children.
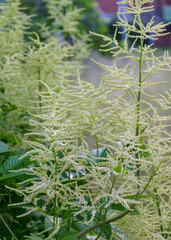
<box><xmin>0</xmin><ymin>0</ymin><xmax>171</xmax><ymax>240</ymax></box>
<box><xmin>20</xmin><ymin>0</ymin><xmax>107</xmax><ymax>44</ymax></box>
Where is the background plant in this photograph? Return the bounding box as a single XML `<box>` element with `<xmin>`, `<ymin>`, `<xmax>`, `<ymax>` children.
<box><xmin>0</xmin><ymin>0</ymin><xmax>89</xmax><ymax>239</ymax></box>
<box><xmin>20</xmin><ymin>0</ymin><xmax>107</xmax><ymax>47</ymax></box>
<box><xmin>1</xmin><ymin>0</ymin><xmax>171</xmax><ymax>240</ymax></box>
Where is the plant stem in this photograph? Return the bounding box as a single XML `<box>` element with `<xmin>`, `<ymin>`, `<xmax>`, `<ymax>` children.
<box><xmin>95</xmin><ymin>133</ymin><xmax>99</xmax><ymax>159</ymax></box>
<box><xmin>0</xmin><ymin>215</ymin><xmax>17</xmax><ymax>240</ymax></box>
<box><xmin>165</xmin><ymin>222</ymin><xmax>171</xmax><ymax>239</ymax></box>
<box><xmin>53</xmin><ymin>144</ymin><xmax>58</xmax><ymax>239</ymax></box>
<box><xmin>154</xmin><ymin>188</ymin><xmax>164</xmax><ymax>237</ymax></box>
<box><xmin>36</xmin><ymin>45</ymin><xmax>42</xmax><ymax>108</ymax></box>
<box><xmin>77</xmin><ymin>203</ymin><xmax>136</xmax><ymax>239</ymax></box>
<box><xmin>135</xmin><ymin>37</ymin><xmax>144</xmax><ymax>179</ymax></box>
<box><xmin>38</xmin><ymin>61</ymin><xmax>42</xmax><ymax>108</ymax></box>
<box><xmin>38</xmin><ymin>80</ymin><xmax>42</xmax><ymax>108</ymax></box>
<box><xmin>68</xmin><ymin>165</ymin><xmax>71</xmax><ymax>231</ymax></box>
<box><xmin>95</xmin><ymin>132</ymin><xmax>103</xmax><ymax>220</ymax></box>
<box><xmin>91</xmin><ymin>111</ymin><xmax>102</xmax><ymax>220</ymax></box>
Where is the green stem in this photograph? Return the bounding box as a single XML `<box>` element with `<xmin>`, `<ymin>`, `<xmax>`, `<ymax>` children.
<box><xmin>77</xmin><ymin>202</ymin><xmax>136</xmax><ymax>240</ymax></box>
<box><xmin>38</xmin><ymin>80</ymin><xmax>42</xmax><ymax>108</ymax></box>
<box><xmin>53</xmin><ymin>145</ymin><xmax>58</xmax><ymax>238</ymax></box>
<box><xmin>36</xmin><ymin>46</ymin><xmax>42</xmax><ymax>108</ymax></box>
<box><xmin>165</xmin><ymin>222</ymin><xmax>171</xmax><ymax>239</ymax></box>
<box><xmin>95</xmin><ymin>133</ymin><xmax>99</xmax><ymax>158</ymax></box>
<box><xmin>68</xmin><ymin>166</ymin><xmax>71</xmax><ymax>231</ymax></box>
<box><xmin>0</xmin><ymin>215</ymin><xmax>17</xmax><ymax>240</ymax></box>
<box><xmin>154</xmin><ymin>188</ymin><xmax>164</xmax><ymax>237</ymax></box>
<box><xmin>95</xmin><ymin>132</ymin><xmax>102</xmax><ymax>220</ymax></box>
<box><xmin>135</xmin><ymin>37</ymin><xmax>144</xmax><ymax>179</ymax></box>
<box><xmin>91</xmin><ymin>111</ymin><xmax>102</xmax><ymax>220</ymax></box>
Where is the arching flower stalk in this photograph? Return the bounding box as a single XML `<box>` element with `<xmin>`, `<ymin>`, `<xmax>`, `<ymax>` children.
<box><xmin>6</xmin><ymin>0</ymin><xmax>171</xmax><ymax>239</ymax></box>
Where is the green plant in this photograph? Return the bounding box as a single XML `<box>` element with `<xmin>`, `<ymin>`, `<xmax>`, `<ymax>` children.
<box><xmin>3</xmin><ymin>0</ymin><xmax>171</xmax><ymax>240</ymax></box>
<box><xmin>0</xmin><ymin>0</ymin><xmax>89</xmax><ymax>239</ymax></box>
<box><xmin>20</xmin><ymin>0</ymin><xmax>107</xmax><ymax>46</ymax></box>
<box><xmin>0</xmin><ymin>140</ymin><xmax>42</xmax><ymax>240</ymax></box>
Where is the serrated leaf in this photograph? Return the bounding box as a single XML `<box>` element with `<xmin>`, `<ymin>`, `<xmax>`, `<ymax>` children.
<box><xmin>0</xmin><ymin>154</ymin><xmax>27</xmax><ymax>174</ymax></box>
<box><xmin>0</xmin><ymin>171</ymin><xmax>27</xmax><ymax>181</ymax></box>
<box><xmin>0</xmin><ymin>141</ymin><xmax>10</xmax><ymax>153</ymax></box>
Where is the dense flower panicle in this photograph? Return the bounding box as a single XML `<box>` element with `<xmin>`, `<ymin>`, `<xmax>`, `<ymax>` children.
<box><xmin>1</xmin><ymin>0</ymin><xmax>89</xmax><ymax>109</ymax></box>
<box><xmin>4</xmin><ymin>0</ymin><xmax>171</xmax><ymax>239</ymax></box>
<box><xmin>0</xmin><ymin>0</ymin><xmax>30</xmax><ymax>55</ymax></box>
<box><xmin>0</xmin><ymin>0</ymin><xmax>30</xmax><ymax>97</ymax></box>
<box><xmin>44</xmin><ymin>0</ymin><xmax>81</xmax><ymax>35</ymax></box>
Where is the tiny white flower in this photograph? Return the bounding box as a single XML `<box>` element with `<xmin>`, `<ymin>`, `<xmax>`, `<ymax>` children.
<box><xmin>116</xmin><ymin>141</ymin><xmax>123</xmax><ymax>147</ymax></box>
<box><xmin>52</xmin><ymin>130</ymin><xmax>58</xmax><ymax>136</ymax></box>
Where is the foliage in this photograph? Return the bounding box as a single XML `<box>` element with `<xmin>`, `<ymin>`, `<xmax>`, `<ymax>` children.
<box><xmin>0</xmin><ymin>0</ymin><xmax>171</xmax><ymax>240</ymax></box>
<box><xmin>0</xmin><ymin>0</ymin><xmax>89</xmax><ymax>239</ymax></box>
<box><xmin>20</xmin><ymin>0</ymin><xmax>107</xmax><ymax>45</ymax></box>
<box><xmin>0</xmin><ymin>140</ymin><xmax>42</xmax><ymax>240</ymax></box>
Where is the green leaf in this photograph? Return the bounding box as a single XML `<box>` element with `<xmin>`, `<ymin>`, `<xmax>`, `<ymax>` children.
<box><xmin>0</xmin><ymin>97</ymin><xmax>17</xmax><ymax>114</ymax></box>
<box><xmin>0</xmin><ymin>154</ymin><xmax>27</xmax><ymax>174</ymax></box>
<box><xmin>103</xmin><ymin>223</ymin><xmax>112</xmax><ymax>240</ymax></box>
<box><xmin>71</xmin><ymin>221</ymin><xmax>88</xmax><ymax>232</ymax></box>
<box><xmin>114</xmin><ymin>166</ymin><xmax>122</xmax><ymax>173</ymax></box>
<box><xmin>59</xmin><ymin>231</ymin><xmax>78</xmax><ymax>240</ymax></box>
<box><xmin>0</xmin><ymin>171</ymin><xmax>27</xmax><ymax>181</ymax></box>
<box><xmin>111</xmin><ymin>203</ymin><xmax>126</xmax><ymax>211</ymax></box>
<box><xmin>44</xmin><ymin>217</ymin><xmax>53</xmax><ymax>229</ymax></box>
<box><xmin>0</xmin><ymin>141</ymin><xmax>10</xmax><ymax>153</ymax></box>
<box><xmin>130</xmin><ymin>208</ymin><xmax>140</xmax><ymax>215</ymax></box>
<box><xmin>1</xmin><ymin>133</ymin><xmax>22</xmax><ymax>145</ymax></box>
<box><xmin>89</xmin><ymin>147</ymin><xmax>110</xmax><ymax>164</ymax></box>
<box><xmin>58</xmin><ymin>209</ymin><xmax>73</xmax><ymax>220</ymax></box>
<box><xmin>111</xmin><ymin>203</ymin><xmax>140</xmax><ymax>215</ymax></box>
<box><xmin>90</xmin><ymin>147</ymin><xmax>108</xmax><ymax>158</ymax></box>
<box><xmin>94</xmin><ymin>223</ymin><xmax>112</xmax><ymax>240</ymax></box>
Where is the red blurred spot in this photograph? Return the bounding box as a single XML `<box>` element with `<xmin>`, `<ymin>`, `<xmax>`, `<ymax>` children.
<box><xmin>96</xmin><ymin>0</ymin><xmax>117</xmax><ymax>13</ymax></box>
